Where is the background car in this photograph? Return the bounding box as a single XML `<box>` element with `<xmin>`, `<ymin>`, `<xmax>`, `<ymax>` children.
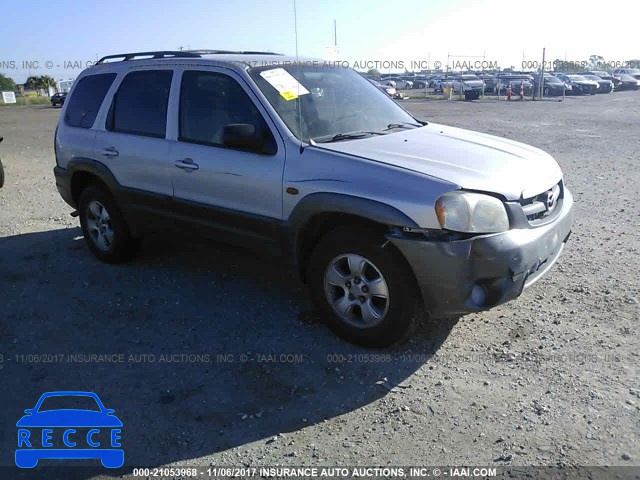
<box><xmin>382</xmin><ymin>77</ymin><xmax>413</xmax><ymax>90</ymax></box>
<box><xmin>50</xmin><ymin>92</ymin><xmax>67</xmax><ymax>107</ymax></box>
<box><xmin>531</xmin><ymin>73</ymin><xmax>567</xmax><ymax>96</ymax></box>
<box><xmin>580</xmin><ymin>74</ymin><xmax>614</xmax><ymax>93</ymax></box>
<box><xmin>476</xmin><ymin>73</ymin><xmax>496</xmax><ymax>92</ymax></box>
<box><xmin>368</xmin><ymin>79</ymin><xmax>398</xmax><ymax>98</ymax></box>
<box><xmin>450</xmin><ymin>74</ymin><xmax>485</xmax><ymax>99</ymax></box>
<box><xmin>555</xmin><ymin>74</ymin><xmax>598</xmax><ymax>95</ymax></box>
<box><xmin>410</xmin><ymin>76</ymin><xmax>428</xmax><ymax>89</ymax></box>
<box><xmin>493</xmin><ymin>74</ymin><xmax>534</xmax><ymax>95</ymax></box>
<box><xmin>612</xmin><ymin>73</ymin><xmax>640</xmax><ymax>91</ymax></box>
<box><xmin>612</xmin><ymin>68</ymin><xmax>640</xmax><ymax>81</ymax></box>
<box><xmin>428</xmin><ymin>75</ymin><xmax>446</xmax><ymax>90</ymax></box>
<box><xmin>581</xmin><ymin>71</ymin><xmax>622</xmax><ymax>90</ymax></box>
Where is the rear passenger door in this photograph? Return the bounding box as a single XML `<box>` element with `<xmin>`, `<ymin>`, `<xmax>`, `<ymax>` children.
<box><xmin>168</xmin><ymin>69</ymin><xmax>285</xmax><ymax>251</ymax></box>
<box><xmin>93</xmin><ymin>69</ymin><xmax>174</xmax><ymax>232</ymax></box>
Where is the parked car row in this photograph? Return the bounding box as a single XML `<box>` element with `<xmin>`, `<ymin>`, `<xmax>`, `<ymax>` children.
<box><xmin>396</xmin><ymin>69</ymin><xmax>640</xmax><ymax>97</ymax></box>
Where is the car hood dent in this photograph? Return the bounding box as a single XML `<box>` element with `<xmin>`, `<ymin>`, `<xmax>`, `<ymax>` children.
<box><xmin>316</xmin><ymin>123</ymin><xmax>562</xmax><ymax>200</ymax></box>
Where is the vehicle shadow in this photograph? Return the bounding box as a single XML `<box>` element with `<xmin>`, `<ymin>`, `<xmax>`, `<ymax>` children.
<box><xmin>0</xmin><ymin>227</ymin><xmax>457</xmax><ymax>478</ymax></box>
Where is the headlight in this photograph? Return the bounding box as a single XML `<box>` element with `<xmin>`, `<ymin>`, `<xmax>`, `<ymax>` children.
<box><xmin>435</xmin><ymin>191</ymin><xmax>510</xmax><ymax>233</ymax></box>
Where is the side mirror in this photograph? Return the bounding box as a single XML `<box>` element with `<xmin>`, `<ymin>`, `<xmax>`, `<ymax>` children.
<box><xmin>222</xmin><ymin>123</ymin><xmax>276</xmax><ymax>155</ymax></box>
<box><xmin>24</xmin><ymin>409</ymin><xmax>34</xmax><ymax>414</ymax></box>
<box><xmin>105</xmin><ymin>409</ymin><xmax>115</xmax><ymax>414</ymax></box>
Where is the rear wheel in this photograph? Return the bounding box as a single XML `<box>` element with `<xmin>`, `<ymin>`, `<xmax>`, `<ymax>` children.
<box><xmin>78</xmin><ymin>184</ymin><xmax>139</xmax><ymax>263</ymax></box>
<box><xmin>307</xmin><ymin>227</ymin><xmax>422</xmax><ymax>347</ymax></box>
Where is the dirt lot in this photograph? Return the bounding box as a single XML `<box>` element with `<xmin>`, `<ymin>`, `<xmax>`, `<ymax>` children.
<box><xmin>0</xmin><ymin>93</ymin><xmax>638</xmax><ymax>478</ymax></box>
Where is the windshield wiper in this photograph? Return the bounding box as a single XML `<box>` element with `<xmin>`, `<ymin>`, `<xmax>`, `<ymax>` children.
<box><xmin>314</xmin><ymin>131</ymin><xmax>386</xmax><ymax>143</ymax></box>
<box><xmin>384</xmin><ymin>122</ymin><xmax>422</xmax><ymax>130</ymax></box>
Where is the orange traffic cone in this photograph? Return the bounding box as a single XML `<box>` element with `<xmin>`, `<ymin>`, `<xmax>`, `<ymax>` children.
<box><xmin>507</xmin><ymin>83</ymin><xmax>512</xmax><ymax>100</ymax></box>
<box><xmin>520</xmin><ymin>80</ymin><xmax>524</xmax><ymax>100</ymax></box>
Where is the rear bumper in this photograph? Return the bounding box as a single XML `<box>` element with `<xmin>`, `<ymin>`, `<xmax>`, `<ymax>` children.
<box><xmin>389</xmin><ymin>188</ymin><xmax>573</xmax><ymax>316</ymax></box>
<box><xmin>54</xmin><ymin>165</ymin><xmax>75</xmax><ymax>208</ymax></box>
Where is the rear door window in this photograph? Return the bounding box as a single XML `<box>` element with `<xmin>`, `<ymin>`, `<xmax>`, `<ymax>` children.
<box><xmin>107</xmin><ymin>70</ymin><xmax>173</xmax><ymax>138</ymax></box>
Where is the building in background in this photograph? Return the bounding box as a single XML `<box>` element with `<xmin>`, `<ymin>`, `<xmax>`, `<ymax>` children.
<box><xmin>57</xmin><ymin>78</ymin><xmax>76</xmax><ymax>93</ymax></box>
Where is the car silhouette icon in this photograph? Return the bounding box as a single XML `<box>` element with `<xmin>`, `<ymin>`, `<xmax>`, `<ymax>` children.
<box><xmin>16</xmin><ymin>391</ymin><xmax>123</xmax><ymax>468</ymax></box>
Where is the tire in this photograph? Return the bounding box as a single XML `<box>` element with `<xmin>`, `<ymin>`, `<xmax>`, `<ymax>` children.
<box><xmin>78</xmin><ymin>184</ymin><xmax>139</xmax><ymax>263</ymax></box>
<box><xmin>544</xmin><ymin>87</ymin><xmax>550</xmax><ymax>96</ymax></box>
<box><xmin>307</xmin><ymin>226</ymin><xmax>422</xmax><ymax>348</ymax></box>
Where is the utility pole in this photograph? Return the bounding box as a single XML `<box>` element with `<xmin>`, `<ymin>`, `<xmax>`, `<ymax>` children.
<box><xmin>333</xmin><ymin>20</ymin><xmax>337</xmax><ymax>46</ymax></box>
<box><xmin>539</xmin><ymin>47</ymin><xmax>546</xmax><ymax>99</ymax></box>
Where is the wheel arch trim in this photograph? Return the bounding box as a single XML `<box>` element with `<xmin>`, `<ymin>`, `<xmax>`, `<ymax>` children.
<box><xmin>283</xmin><ymin>192</ymin><xmax>419</xmax><ymax>277</ymax></box>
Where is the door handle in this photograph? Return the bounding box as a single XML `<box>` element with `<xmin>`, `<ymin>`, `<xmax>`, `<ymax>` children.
<box><xmin>174</xmin><ymin>158</ymin><xmax>199</xmax><ymax>170</ymax></box>
<box><xmin>100</xmin><ymin>147</ymin><xmax>119</xmax><ymax>158</ymax></box>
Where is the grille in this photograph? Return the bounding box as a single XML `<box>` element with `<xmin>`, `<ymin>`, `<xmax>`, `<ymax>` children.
<box><xmin>519</xmin><ymin>181</ymin><xmax>562</xmax><ymax>223</ymax></box>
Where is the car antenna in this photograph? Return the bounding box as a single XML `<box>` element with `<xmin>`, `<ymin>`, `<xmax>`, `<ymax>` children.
<box><xmin>293</xmin><ymin>0</ymin><xmax>304</xmax><ymax>154</ymax></box>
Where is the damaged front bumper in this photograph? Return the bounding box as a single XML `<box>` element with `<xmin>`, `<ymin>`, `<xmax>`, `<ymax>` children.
<box><xmin>388</xmin><ymin>188</ymin><xmax>573</xmax><ymax>316</ymax></box>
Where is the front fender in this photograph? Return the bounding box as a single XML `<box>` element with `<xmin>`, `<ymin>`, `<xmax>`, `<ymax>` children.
<box><xmin>283</xmin><ymin>192</ymin><xmax>419</xmax><ymax>272</ymax></box>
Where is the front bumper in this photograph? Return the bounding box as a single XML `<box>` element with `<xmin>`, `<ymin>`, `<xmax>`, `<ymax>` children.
<box><xmin>388</xmin><ymin>188</ymin><xmax>573</xmax><ymax>316</ymax></box>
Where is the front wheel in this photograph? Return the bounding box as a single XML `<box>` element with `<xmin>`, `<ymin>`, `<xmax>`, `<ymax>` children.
<box><xmin>307</xmin><ymin>227</ymin><xmax>422</xmax><ymax>347</ymax></box>
<box><xmin>78</xmin><ymin>184</ymin><xmax>139</xmax><ymax>263</ymax></box>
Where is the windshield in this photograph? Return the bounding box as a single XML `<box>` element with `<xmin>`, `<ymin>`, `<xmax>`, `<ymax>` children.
<box><xmin>545</xmin><ymin>76</ymin><xmax>563</xmax><ymax>83</ymax></box>
<box><xmin>38</xmin><ymin>395</ymin><xmax>102</xmax><ymax>412</ymax></box>
<box><xmin>249</xmin><ymin>65</ymin><xmax>418</xmax><ymax>142</ymax></box>
<box><xmin>568</xmin><ymin>75</ymin><xmax>587</xmax><ymax>81</ymax></box>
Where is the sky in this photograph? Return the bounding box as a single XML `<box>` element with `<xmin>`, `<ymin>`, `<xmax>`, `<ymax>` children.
<box><xmin>1</xmin><ymin>0</ymin><xmax>637</xmax><ymax>84</ymax></box>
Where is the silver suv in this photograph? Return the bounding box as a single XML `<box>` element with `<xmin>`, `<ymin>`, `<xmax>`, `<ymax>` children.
<box><xmin>54</xmin><ymin>50</ymin><xmax>573</xmax><ymax>347</ymax></box>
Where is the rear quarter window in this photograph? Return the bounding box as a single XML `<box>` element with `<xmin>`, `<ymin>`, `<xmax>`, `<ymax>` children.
<box><xmin>64</xmin><ymin>73</ymin><xmax>117</xmax><ymax>128</ymax></box>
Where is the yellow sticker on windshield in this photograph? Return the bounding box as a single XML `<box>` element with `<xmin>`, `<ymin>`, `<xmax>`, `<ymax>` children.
<box><xmin>260</xmin><ymin>68</ymin><xmax>309</xmax><ymax>101</ymax></box>
<box><xmin>280</xmin><ymin>90</ymin><xmax>298</xmax><ymax>101</ymax></box>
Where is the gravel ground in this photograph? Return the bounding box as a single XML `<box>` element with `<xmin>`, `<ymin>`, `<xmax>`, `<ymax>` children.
<box><xmin>0</xmin><ymin>93</ymin><xmax>638</xmax><ymax>479</ymax></box>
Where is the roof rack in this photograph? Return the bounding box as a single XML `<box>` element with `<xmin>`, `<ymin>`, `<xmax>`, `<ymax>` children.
<box><xmin>186</xmin><ymin>49</ymin><xmax>282</xmax><ymax>56</ymax></box>
<box><xmin>95</xmin><ymin>51</ymin><xmax>202</xmax><ymax>65</ymax></box>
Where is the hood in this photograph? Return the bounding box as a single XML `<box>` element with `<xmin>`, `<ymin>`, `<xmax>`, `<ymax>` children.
<box><xmin>316</xmin><ymin>123</ymin><xmax>562</xmax><ymax>200</ymax></box>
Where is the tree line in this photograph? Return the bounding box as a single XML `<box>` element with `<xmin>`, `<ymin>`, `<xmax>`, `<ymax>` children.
<box><xmin>0</xmin><ymin>74</ymin><xmax>58</xmax><ymax>96</ymax></box>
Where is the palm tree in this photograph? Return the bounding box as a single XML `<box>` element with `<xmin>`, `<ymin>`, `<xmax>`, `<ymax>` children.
<box><xmin>41</xmin><ymin>75</ymin><xmax>57</xmax><ymax>96</ymax></box>
<box><xmin>25</xmin><ymin>76</ymin><xmax>40</xmax><ymax>94</ymax></box>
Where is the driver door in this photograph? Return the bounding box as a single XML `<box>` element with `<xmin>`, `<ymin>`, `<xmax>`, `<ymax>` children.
<box><xmin>168</xmin><ymin>69</ymin><xmax>286</xmax><ymax>251</ymax></box>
